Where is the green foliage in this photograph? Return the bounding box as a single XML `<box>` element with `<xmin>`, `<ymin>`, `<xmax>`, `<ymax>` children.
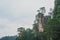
<box><xmin>44</xmin><ymin>0</ymin><xmax>60</xmax><ymax>40</ymax></box>
<box><xmin>16</xmin><ymin>27</ymin><xmax>46</xmax><ymax>40</ymax></box>
<box><xmin>45</xmin><ymin>18</ymin><xmax>60</xmax><ymax>40</ymax></box>
<box><xmin>16</xmin><ymin>27</ymin><xmax>36</xmax><ymax>40</ymax></box>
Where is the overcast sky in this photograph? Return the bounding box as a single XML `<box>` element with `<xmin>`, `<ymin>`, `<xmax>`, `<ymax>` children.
<box><xmin>0</xmin><ymin>0</ymin><xmax>54</xmax><ymax>38</ymax></box>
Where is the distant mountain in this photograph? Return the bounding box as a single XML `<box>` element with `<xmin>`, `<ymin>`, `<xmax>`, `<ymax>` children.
<box><xmin>0</xmin><ymin>36</ymin><xmax>17</xmax><ymax>40</ymax></box>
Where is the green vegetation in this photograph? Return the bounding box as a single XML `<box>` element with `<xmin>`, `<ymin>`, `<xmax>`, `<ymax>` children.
<box><xmin>16</xmin><ymin>27</ymin><xmax>37</xmax><ymax>40</ymax></box>
<box><xmin>16</xmin><ymin>27</ymin><xmax>47</xmax><ymax>40</ymax></box>
<box><xmin>45</xmin><ymin>0</ymin><xmax>60</xmax><ymax>40</ymax></box>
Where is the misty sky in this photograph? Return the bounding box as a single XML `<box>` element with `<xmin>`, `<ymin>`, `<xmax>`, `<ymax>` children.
<box><xmin>0</xmin><ymin>0</ymin><xmax>54</xmax><ymax>38</ymax></box>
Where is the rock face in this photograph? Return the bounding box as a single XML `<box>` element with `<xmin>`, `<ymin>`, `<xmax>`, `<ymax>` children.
<box><xmin>33</xmin><ymin>13</ymin><xmax>51</xmax><ymax>32</ymax></box>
